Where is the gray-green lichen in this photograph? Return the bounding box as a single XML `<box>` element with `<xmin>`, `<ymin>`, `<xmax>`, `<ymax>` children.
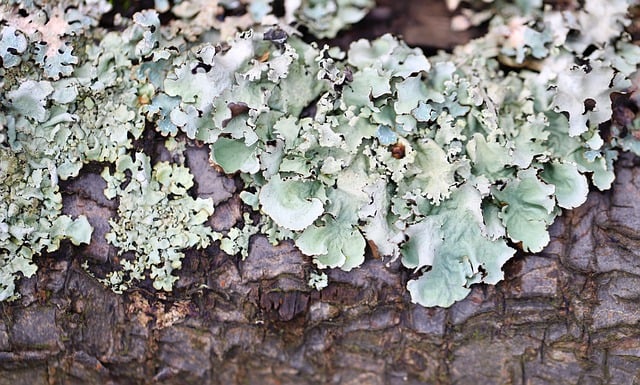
<box><xmin>101</xmin><ymin>152</ymin><xmax>217</xmax><ymax>292</ymax></box>
<box><xmin>1</xmin><ymin>0</ymin><xmax>639</xmax><ymax>307</ymax></box>
<box><xmin>0</xmin><ymin>146</ymin><xmax>92</xmax><ymax>301</ymax></box>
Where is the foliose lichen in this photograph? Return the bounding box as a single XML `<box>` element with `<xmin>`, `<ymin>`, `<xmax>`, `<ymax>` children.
<box><xmin>1</xmin><ymin>0</ymin><xmax>639</xmax><ymax>307</ymax></box>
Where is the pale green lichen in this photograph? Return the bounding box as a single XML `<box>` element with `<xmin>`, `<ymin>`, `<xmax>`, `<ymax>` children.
<box><xmin>286</xmin><ymin>0</ymin><xmax>375</xmax><ymax>38</ymax></box>
<box><xmin>308</xmin><ymin>271</ymin><xmax>328</xmax><ymax>291</ymax></box>
<box><xmin>0</xmin><ymin>146</ymin><xmax>92</xmax><ymax>301</ymax></box>
<box><xmin>1</xmin><ymin>0</ymin><xmax>640</xmax><ymax>307</ymax></box>
<box><xmin>0</xmin><ymin>0</ymin><xmax>107</xmax><ymax>300</ymax></box>
<box><xmin>101</xmin><ymin>153</ymin><xmax>218</xmax><ymax>292</ymax></box>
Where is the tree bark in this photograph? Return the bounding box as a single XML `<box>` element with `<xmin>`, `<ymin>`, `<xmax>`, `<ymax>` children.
<box><xmin>2</xmin><ymin>3</ymin><xmax>640</xmax><ymax>384</ymax></box>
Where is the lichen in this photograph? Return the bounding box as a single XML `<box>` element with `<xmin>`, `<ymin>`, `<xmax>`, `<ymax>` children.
<box><xmin>101</xmin><ymin>153</ymin><xmax>218</xmax><ymax>292</ymax></box>
<box><xmin>1</xmin><ymin>0</ymin><xmax>639</xmax><ymax>307</ymax></box>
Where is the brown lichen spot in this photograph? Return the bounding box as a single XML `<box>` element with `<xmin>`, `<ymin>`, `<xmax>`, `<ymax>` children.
<box><xmin>256</xmin><ymin>50</ymin><xmax>270</xmax><ymax>62</ymax></box>
<box><xmin>389</xmin><ymin>142</ymin><xmax>405</xmax><ymax>159</ymax></box>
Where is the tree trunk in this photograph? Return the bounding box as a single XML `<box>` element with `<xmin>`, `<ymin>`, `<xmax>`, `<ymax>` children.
<box><xmin>2</xmin><ymin>2</ymin><xmax>640</xmax><ymax>384</ymax></box>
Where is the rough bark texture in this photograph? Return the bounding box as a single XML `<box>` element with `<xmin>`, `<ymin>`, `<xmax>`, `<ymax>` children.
<box><xmin>2</xmin><ymin>2</ymin><xmax>640</xmax><ymax>384</ymax></box>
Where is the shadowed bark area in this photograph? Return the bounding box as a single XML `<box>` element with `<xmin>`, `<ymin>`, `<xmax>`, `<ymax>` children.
<box><xmin>2</xmin><ymin>2</ymin><xmax>640</xmax><ymax>384</ymax></box>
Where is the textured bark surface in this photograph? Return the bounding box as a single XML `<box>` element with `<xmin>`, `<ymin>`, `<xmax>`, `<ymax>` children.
<box><xmin>2</xmin><ymin>2</ymin><xmax>640</xmax><ymax>384</ymax></box>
